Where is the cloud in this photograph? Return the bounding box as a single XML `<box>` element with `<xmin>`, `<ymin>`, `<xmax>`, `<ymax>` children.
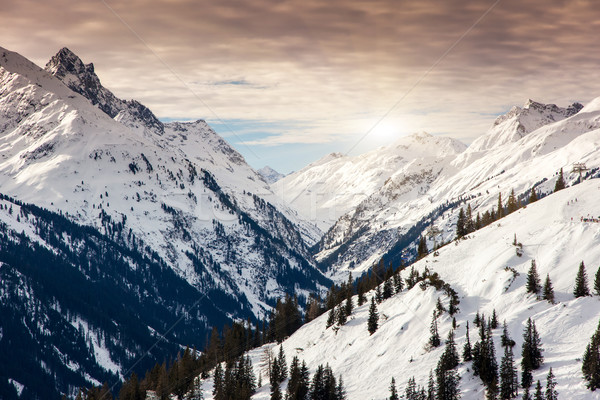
<box><xmin>2</xmin><ymin>0</ymin><xmax>600</xmax><ymax>157</ymax></box>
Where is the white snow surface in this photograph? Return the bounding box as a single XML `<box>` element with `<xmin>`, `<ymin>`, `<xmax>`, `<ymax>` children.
<box><xmin>257</xmin><ymin>166</ymin><xmax>286</xmax><ymax>184</ymax></box>
<box><xmin>312</xmin><ymin>97</ymin><xmax>600</xmax><ymax>280</ymax></box>
<box><xmin>273</xmin><ymin>132</ymin><xmax>467</xmax><ymax>231</ymax></box>
<box><xmin>203</xmin><ymin>180</ymin><xmax>600</xmax><ymax>399</ymax></box>
<box><xmin>0</xmin><ymin>46</ymin><xmax>323</xmax><ymax>319</ymax></box>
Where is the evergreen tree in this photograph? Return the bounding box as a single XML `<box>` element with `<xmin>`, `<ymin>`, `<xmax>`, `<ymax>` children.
<box><xmin>278</xmin><ymin>345</ymin><xmax>287</xmax><ymax>382</ymax></box>
<box><xmin>522</xmin><ymin>387</ymin><xmax>531</xmax><ymax>400</ymax></box>
<box><xmin>545</xmin><ymin>368</ymin><xmax>557</xmax><ymax>400</ymax></box>
<box><xmin>506</xmin><ymin>189</ymin><xmax>518</xmax><ymax>214</ymax></box>
<box><xmin>554</xmin><ymin>168</ymin><xmax>565</xmax><ymax>192</ymax></box>
<box><xmin>376</xmin><ymin>284</ymin><xmax>383</xmax><ymax>304</ymax></box>
<box><xmin>533</xmin><ymin>381</ymin><xmax>543</xmax><ymax>400</ymax></box>
<box><xmin>405</xmin><ymin>377</ymin><xmax>417</xmax><ymax>400</ymax></box>
<box><xmin>491</xmin><ymin>309</ymin><xmax>499</xmax><ymax>329</ymax></box>
<box><xmin>389</xmin><ymin>377</ymin><xmax>399</xmax><ymax>400</ymax></box>
<box><xmin>582</xmin><ymin>319</ymin><xmax>600</xmax><ymax>390</ymax></box>
<box><xmin>383</xmin><ymin>278</ymin><xmax>394</xmax><ymax>300</ymax></box>
<box><xmin>500</xmin><ymin>321</ymin><xmax>515</xmax><ymax>348</ymax></box>
<box><xmin>357</xmin><ymin>282</ymin><xmax>366</xmax><ymax>306</ymax></box>
<box><xmin>521</xmin><ymin>318</ymin><xmax>543</xmax><ymax>388</ymax></box>
<box><xmin>436</xmin><ymin>330</ymin><xmax>460</xmax><ymax>400</ymax></box>
<box><xmin>595</xmin><ymin>266</ymin><xmax>600</xmax><ymax>297</ymax></box>
<box><xmin>499</xmin><ymin>345</ymin><xmax>518</xmax><ymax>399</ymax></box>
<box><xmin>337</xmin><ymin>304</ymin><xmax>347</xmax><ymax>326</ymax></box>
<box><xmin>466</xmin><ymin>204</ymin><xmax>475</xmax><ymax>234</ymax></box>
<box><xmin>542</xmin><ymin>274</ymin><xmax>555</xmax><ymax>304</ymax></box>
<box><xmin>326</xmin><ymin>308</ymin><xmax>335</xmax><ymax>329</ymax></box>
<box><xmin>497</xmin><ymin>193</ymin><xmax>504</xmax><ymax>219</ymax></box>
<box><xmin>427</xmin><ymin>370</ymin><xmax>435</xmax><ymax>400</ymax></box>
<box><xmin>393</xmin><ymin>269</ymin><xmax>404</xmax><ymax>294</ymax></box>
<box><xmin>526</xmin><ymin>260</ymin><xmax>541</xmax><ymax>296</ymax></box>
<box><xmin>368</xmin><ymin>297</ymin><xmax>379</xmax><ymax>335</ymax></box>
<box><xmin>418</xmin><ymin>236</ymin><xmax>429</xmax><ymax>259</ymax></box>
<box><xmin>344</xmin><ymin>273</ymin><xmax>354</xmax><ymax>317</ymax></box>
<box><xmin>429</xmin><ymin>312</ymin><xmax>441</xmax><ymax>349</ymax></box>
<box><xmin>456</xmin><ymin>208</ymin><xmax>467</xmax><ymax>238</ymax></box>
<box><xmin>574</xmin><ymin>261</ymin><xmax>591</xmax><ymax>298</ymax></box>
<box><xmin>463</xmin><ymin>321</ymin><xmax>473</xmax><ymax>362</ymax></box>
<box><xmin>528</xmin><ymin>188</ymin><xmax>538</xmax><ymax>203</ymax></box>
<box><xmin>213</xmin><ymin>363</ymin><xmax>224</xmax><ymax>400</ymax></box>
<box><xmin>336</xmin><ymin>375</ymin><xmax>347</xmax><ymax>400</ymax></box>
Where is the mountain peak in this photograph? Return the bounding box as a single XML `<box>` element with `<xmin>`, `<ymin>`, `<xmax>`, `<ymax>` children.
<box><xmin>471</xmin><ymin>99</ymin><xmax>584</xmax><ymax>152</ymax></box>
<box><xmin>258</xmin><ymin>165</ymin><xmax>285</xmax><ymax>184</ymax></box>
<box><xmin>45</xmin><ymin>48</ymin><xmax>164</xmax><ymax>134</ymax></box>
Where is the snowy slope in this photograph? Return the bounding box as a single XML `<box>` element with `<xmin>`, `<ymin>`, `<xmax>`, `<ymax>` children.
<box><xmin>315</xmin><ymin>98</ymin><xmax>600</xmax><ymax>279</ymax></box>
<box><xmin>201</xmin><ymin>179</ymin><xmax>600</xmax><ymax>399</ymax></box>
<box><xmin>0</xmin><ymin>46</ymin><xmax>326</xmax><ymax>320</ymax></box>
<box><xmin>273</xmin><ymin>132</ymin><xmax>466</xmax><ymax>231</ymax></box>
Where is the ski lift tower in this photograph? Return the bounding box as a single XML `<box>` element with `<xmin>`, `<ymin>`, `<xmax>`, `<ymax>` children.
<box><xmin>572</xmin><ymin>162</ymin><xmax>588</xmax><ymax>182</ymax></box>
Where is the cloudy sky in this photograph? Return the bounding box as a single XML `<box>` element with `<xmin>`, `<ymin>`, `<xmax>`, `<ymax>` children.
<box><xmin>2</xmin><ymin>0</ymin><xmax>600</xmax><ymax>173</ymax></box>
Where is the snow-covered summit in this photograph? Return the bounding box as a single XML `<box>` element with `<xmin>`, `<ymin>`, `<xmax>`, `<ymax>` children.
<box><xmin>467</xmin><ymin>99</ymin><xmax>583</xmax><ymax>153</ymax></box>
<box><xmin>258</xmin><ymin>165</ymin><xmax>285</xmax><ymax>184</ymax></box>
<box><xmin>273</xmin><ymin>132</ymin><xmax>466</xmax><ymax>230</ymax></box>
<box><xmin>45</xmin><ymin>47</ymin><xmax>164</xmax><ymax>135</ymax></box>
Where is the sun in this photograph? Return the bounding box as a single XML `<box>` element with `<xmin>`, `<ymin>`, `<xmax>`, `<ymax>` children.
<box><xmin>370</xmin><ymin>119</ymin><xmax>402</xmax><ymax>142</ymax></box>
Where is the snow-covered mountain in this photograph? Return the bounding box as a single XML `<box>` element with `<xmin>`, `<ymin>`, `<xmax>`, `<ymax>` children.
<box><xmin>273</xmin><ymin>132</ymin><xmax>467</xmax><ymax>231</ymax></box>
<box><xmin>200</xmin><ymin>179</ymin><xmax>600</xmax><ymax>399</ymax></box>
<box><xmin>311</xmin><ymin>97</ymin><xmax>600</xmax><ymax>280</ymax></box>
<box><xmin>0</xmin><ymin>46</ymin><xmax>330</xmax><ymax>397</ymax></box>
<box><xmin>257</xmin><ymin>165</ymin><xmax>285</xmax><ymax>184</ymax></box>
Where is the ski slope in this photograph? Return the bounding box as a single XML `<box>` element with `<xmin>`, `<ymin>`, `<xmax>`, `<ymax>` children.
<box><xmin>203</xmin><ymin>179</ymin><xmax>600</xmax><ymax>399</ymax></box>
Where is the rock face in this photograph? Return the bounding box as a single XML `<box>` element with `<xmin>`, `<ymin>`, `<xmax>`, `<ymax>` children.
<box><xmin>45</xmin><ymin>47</ymin><xmax>165</xmax><ymax>135</ymax></box>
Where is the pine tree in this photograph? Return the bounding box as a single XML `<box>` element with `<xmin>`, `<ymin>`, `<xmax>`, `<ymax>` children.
<box><xmin>545</xmin><ymin>368</ymin><xmax>557</xmax><ymax>400</ymax></box>
<box><xmin>528</xmin><ymin>187</ymin><xmax>538</xmax><ymax>203</ymax></box>
<box><xmin>499</xmin><ymin>345</ymin><xmax>518</xmax><ymax>399</ymax></box>
<box><xmin>418</xmin><ymin>236</ymin><xmax>429</xmax><ymax>259</ymax></box>
<box><xmin>436</xmin><ymin>331</ymin><xmax>461</xmax><ymax>400</ymax></box>
<box><xmin>326</xmin><ymin>307</ymin><xmax>335</xmax><ymax>329</ymax></box>
<box><xmin>213</xmin><ymin>363</ymin><xmax>224</xmax><ymax>400</ymax></box>
<box><xmin>500</xmin><ymin>321</ymin><xmax>515</xmax><ymax>348</ymax></box>
<box><xmin>522</xmin><ymin>387</ymin><xmax>531</xmax><ymax>400</ymax></box>
<box><xmin>574</xmin><ymin>261</ymin><xmax>591</xmax><ymax>298</ymax></box>
<box><xmin>336</xmin><ymin>375</ymin><xmax>347</xmax><ymax>400</ymax></box>
<box><xmin>497</xmin><ymin>193</ymin><xmax>504</xmax><ymax>219</ymax></box>
<box><xmin>554</xmin><ymin>168</ymin><xmax>565</xmax><ymax>192</ymax></box>
<box><xmin>533</xmin><ymin>380</ymin><xmax>543</xmax><ymax>400</ymax></box>
<box><xmin>491</xmin><ymin>309</ymin><xmax>499</xmax><ymax>329</ymax></box>
<box><xmin>521</xmin><ymin>318</ymin><xmax>543</xmax><ymax>388</ymax></box>
<box><xmin>383</xmin><ymin>278</ymin><xmax>394</xmax><ymax>300</ymax></box>
<box><xmin>542</xmin><ymin>274</ymin><xmax>555</xmax><ymax>304</ymax></box>
<box><xmin>277</xmin><ymin>345</ymin><xmax>287</xmax><ymax>382</ymax></box>
<box><xmin>595</xmin><ymin>266</ymin><xmax>600</xmax><ymax>297</ymax></box>
<box><xmin>393</xmin><ymin>269</ymin><xmax>403</xmax><ymax>294</ymax></box>
<box><xmin>344</xmin><ymin>273</ymin><xmax>354</xmax><ymax>317</ymax></box>
<box><xmin>389</xmin><ymin>377</ymin><xmax>399</xmax><ymax>400</ymax></box>
<box><xmin>582</xmin><ymin>319</ymin><xmax>600</xmax><ymax>390</ymax></box>
<box><xmin>357</xmin><ymin>282</ymin><xmax>366</xmax><ymax>306</ymax></box>
<box><xmin>466</xmin><ymin>204</ymin><xmax>475</xmax><ymax>234</ymax></box>
<box><xmin>463</xmin><ymin>321</ymin><xmax>473</xmax><ymax>361</ymax></box>
<box><xmin>526</xmin><ymin>260</ymin><xmax>541</xmax><ymax>296</ymax></box>
<box><xmin>376</xmin><ymin>284</ymin><xmax>383</xmax><ymax>304</ymax></box>
<box><xmin>506</xmin><ymin>189</ymin><xmax>518</xmax><ymax>214</ymax></box>
<box><xmin>429</xmin><ymin>312</ymin><xmax>441</xmax><ymax>349</ymax></box>
<box><xmin>427</xmin><ymin>370</ymin><xmax>435</xmax><ymax>400</ymax></box>
<box><xmin>456</xmin><ymin>208</ymin><xmax>467</xmax><ymax>238</ymax></box>
<box><xmin>337</xmin><ymin>303</ymin><xmax>347</xmax><ymax>326</ymax></box>
<box><xmin>368</xmin><ymin>297</ymin><xmax>379</xmax><ymax>335</ymax></box>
